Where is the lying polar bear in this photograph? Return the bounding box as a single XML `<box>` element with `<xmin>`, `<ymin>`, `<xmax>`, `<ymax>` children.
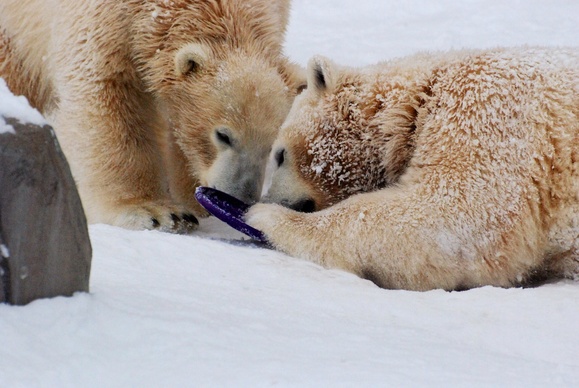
<box><xmin>246</xmin><ymin>47</ymin><xmax>579</xmax><ymax>291</ymax></box>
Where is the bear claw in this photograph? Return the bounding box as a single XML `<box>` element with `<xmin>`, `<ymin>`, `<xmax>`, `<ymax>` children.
<box><xmin>182</xmin><ymin>213</ymin><xmax>199</xmax><ymax>225</ymax></box>
<box><xmin>116</xmin><ymin>202</ymin><xmax>199</xmax><ymax>234</ymax></box>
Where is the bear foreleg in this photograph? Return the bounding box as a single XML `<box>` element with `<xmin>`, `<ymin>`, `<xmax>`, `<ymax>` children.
<box><xmin>246</xmin><ymin>184</ymin><xmax>545</xmax><ymax>291</ymax></box>
<box><xmin>50</xmin><ymin>81</ymin><xmax>199</xmax><ymax>233</ymax></box>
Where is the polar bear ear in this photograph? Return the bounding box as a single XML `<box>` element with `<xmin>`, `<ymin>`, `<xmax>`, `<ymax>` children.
<box><xmin>174</xmin><ymin>43</ymin><xmax>210</xmax><ymax>76</ymax></box>
<box><xmin>263</xmin><ymin>0</ymin><xmax>291</xmax><ymax>46</ymax></box>
<box><xmin>307</xmin><ymin>55</ymin><xmax>336</xmax><ymax>95</ymax></box>
<box><xmin>274</xmin><ymin>0</ymin><xmax>291</xmax><ymax>31</ymax></box>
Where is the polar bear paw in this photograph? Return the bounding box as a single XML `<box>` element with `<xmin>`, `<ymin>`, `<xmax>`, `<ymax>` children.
<box><xmin>245</xmin><ymin>202</ymin><xmax>291</xmax><ymax>237</ymax></box>
<box><xmin>110</xmin><ymin>201</ymin><xmax>199</xmax><ymax>234</ymax></box>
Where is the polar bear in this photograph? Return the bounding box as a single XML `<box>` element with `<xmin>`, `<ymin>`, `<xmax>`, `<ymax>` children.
<box><xmin>247</xmin><ymin>47</ymin><xmax>579</xmax><ymax>291</ymax></box>
<box><xmin>0</xmin><ymin>0</ymin><xmax>304</xmax><ymax>233</ymax></box>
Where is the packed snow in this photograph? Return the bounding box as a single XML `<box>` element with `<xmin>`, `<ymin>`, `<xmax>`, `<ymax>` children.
<box><xmin>0</xmin><ymin>78</ymin><xmax>47</xmax><ymax>134</ymax></box>
<box><xmin>1</xmin><ymin>1</ymin><xmax>579</xmax><ymax>386</ymax></box>
<box><xmin>0</xmin><ymin>244</ymin><xmax>9</xmax><ymax>258</ymax></box>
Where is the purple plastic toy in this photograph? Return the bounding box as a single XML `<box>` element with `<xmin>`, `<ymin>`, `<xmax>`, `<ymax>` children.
<box><xmin>195</xmin><ymin>187</ymin><xmax>267</xmax><ymax>242</ymax></box>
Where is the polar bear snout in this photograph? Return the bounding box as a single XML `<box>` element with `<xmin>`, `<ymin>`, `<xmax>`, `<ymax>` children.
<box><xmin>223</xmin><ymin>175</ymin><xmax>262</xmax><ymax>205</ymax></box>
<box><xmin>204</xmin><ymin>145</ymin><xmax>269</xmax><ymax>205</ymax></box>
<box><xmin>209</xmin><ymin>170</ymin><xmax>264</xmax><ymax>205</ymax></box>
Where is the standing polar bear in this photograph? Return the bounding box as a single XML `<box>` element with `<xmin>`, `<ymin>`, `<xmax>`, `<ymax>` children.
<box><xmin>0</xmin><ymin>0</ymin><xmax>303</xmax><ymax>233</ymax></box>
<box><xmin>247</xmin><ymin>47</ymin><xmax>579</xmax><ymax>291</ymax></box>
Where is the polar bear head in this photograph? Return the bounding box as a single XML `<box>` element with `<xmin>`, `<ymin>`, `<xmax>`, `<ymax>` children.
<box><xmin>137</xmin><ymin>0</ymin><xmax>305</xmax><ymax>204</ymax></box>
<box><xmin>263</xmin><ymin>56</ymin><xmax>417</xmax><ymax>211</ymax></box>
<box><xmin>169</xmin><ymin>42</ymin><xmax>304</xmax><ymax>203</ymax></box>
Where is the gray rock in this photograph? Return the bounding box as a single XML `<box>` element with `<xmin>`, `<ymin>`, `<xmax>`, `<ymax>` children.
<box><xmin>0</xmin><ymin>117</ymin><xmax>91</xmax><ymax>305</ymax></box>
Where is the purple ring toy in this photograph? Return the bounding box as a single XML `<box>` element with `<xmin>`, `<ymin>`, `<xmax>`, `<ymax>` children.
<box><xmin>195</xmin><ymin>186</ymin><xmax>267</xmax><ymax>242</ymax></box>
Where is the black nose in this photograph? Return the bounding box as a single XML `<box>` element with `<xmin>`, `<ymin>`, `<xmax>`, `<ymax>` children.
<box><xmin>290</xmin><ymin>198</ymin><xmax>316</xmax><ymax>213</ymax></box>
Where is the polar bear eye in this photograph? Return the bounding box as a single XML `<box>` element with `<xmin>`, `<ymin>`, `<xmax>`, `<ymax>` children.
<box><xmin>297</xmin><ymin>83</ymin><xmax>307</xmax><ymax>94</ymax></box>
<box><xmin>275</xmin><ymin>148</ymin><xmax>285</xmax><ymax>167</ymax></box>
<box><xmin>215</xmin><ymin>128</ymin><xmax>232</xmax><ymax>147</ymax></box>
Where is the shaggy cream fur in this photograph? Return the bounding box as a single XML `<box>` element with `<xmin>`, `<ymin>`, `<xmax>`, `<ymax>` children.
<box><xmin>0</xmin><ymin>0</ymin><xmax>303</xmax><ymax>232</ymax></box>
<box><xmin>248</xmin><ymin>47</ymin><xmax>579</xmax><ymax>290</ymax></box>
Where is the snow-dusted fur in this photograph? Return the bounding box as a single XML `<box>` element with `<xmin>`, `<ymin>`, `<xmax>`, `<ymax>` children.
<box><xmin>248</xmin><ymin>47</ymin><xmax>579</xmax><ymax>290</ymax></box>
<box><xmin>0</xmin><ymin>0</ymin><xmax>303</xmax><ymax>232</ymax></box>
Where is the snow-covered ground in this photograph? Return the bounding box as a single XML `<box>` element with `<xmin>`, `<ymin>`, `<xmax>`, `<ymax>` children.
<box><xmin>1</xmin><ymin>1</ymin><xmax>579</xmax><ymax>386</ymax></box>
<box><xmin>0</xmin><ymin>79</ymin><xmax>46</xmax><ymax>134</ymax></box>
